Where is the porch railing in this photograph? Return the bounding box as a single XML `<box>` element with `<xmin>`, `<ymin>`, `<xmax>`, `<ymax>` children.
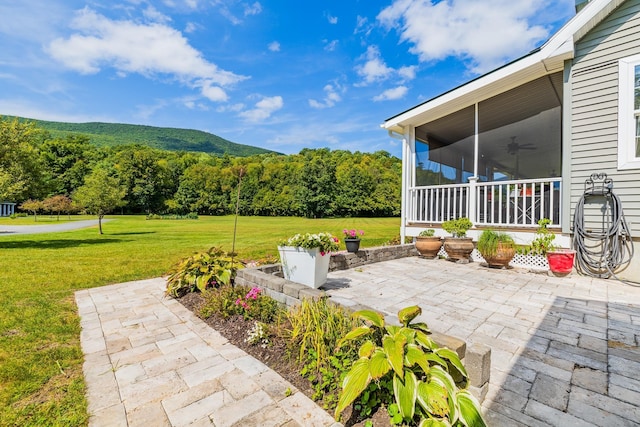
<box><xmin>408</xmin><ymin>183</ymin><xmax>470</xmax><ymax>223</ymax></box>
<box><xmin>408</xmin><ymin>178</ymin><xmax>562</xmax><ymax>228</ymax></box>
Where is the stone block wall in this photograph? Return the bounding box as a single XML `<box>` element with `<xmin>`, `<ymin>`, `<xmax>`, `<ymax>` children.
<box><xmin>234</xmin><ymin>244</ymin><xmax>491</xmax><ymax>402</ymax></box>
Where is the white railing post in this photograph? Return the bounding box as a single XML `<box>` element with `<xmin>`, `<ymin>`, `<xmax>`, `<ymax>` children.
<box><xmin>468</xmin><ymin>176</ymin><xmax>477</xmax><ymax>224</ymax></box>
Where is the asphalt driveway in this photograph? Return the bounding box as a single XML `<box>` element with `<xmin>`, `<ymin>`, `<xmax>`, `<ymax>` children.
<box><xmin>0</xmin><ymin>219</ymin><xmax>110</xmax><ymax>235</ymax></box>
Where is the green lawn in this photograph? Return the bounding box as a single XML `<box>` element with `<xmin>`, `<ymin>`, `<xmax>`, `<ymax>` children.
<box><xmin>0</xmin><ymin>215</ymin><xmax>399</xmax><ymax>426</ymax></box>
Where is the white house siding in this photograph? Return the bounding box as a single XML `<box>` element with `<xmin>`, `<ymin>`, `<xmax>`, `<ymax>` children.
<box><xmin>570</xmin><ymin>0</ymin><xmax>640</xmax><ymax>280</ymax></box>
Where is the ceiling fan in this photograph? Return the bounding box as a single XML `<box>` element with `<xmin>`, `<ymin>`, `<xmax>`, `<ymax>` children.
<box><xmin>506</xmin><ymin>136</ymin><xmax>536</xmax><ymax>155</ymax></box>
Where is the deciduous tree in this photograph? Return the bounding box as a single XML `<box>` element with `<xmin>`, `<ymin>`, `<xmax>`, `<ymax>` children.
<box><xmin>73</xmin><ymin>168</ymin><xmax>126</xmax><ymax>234</ymax></box>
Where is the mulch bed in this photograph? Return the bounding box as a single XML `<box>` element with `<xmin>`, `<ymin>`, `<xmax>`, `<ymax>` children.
<box><xmin>178</xmin><ymin>292</ymin><xmax>389</xmax><ymax>427</ymax></box>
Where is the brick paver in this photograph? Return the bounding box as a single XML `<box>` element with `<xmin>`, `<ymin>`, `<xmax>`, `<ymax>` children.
<box><xmin>325</xmin><ymin>257</ymin><xmax>640</xmax><ymax>427</ymax></box>
<box><xmin>75</xmin><ymin>278</ymin><xmax>340</xmax><ymax>427</ymax></box>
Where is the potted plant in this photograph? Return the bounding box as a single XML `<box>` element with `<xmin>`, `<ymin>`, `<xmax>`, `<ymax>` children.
<box><xmin>277</xmin><ymin>232</ymin><xmax>340</xmax><ymax>288</ymax></box>
<box><xmin>477</xmin><ymin>229</ymin><xmax>516</xmax><ymax>268</ymax></box>
<box><xmin>524</xmin><ymin>218</ymin><xmax>575</xmax><ymax>276</ymax></box>
<box><xmin>414</xmin><ymin>229</ymin><xmax>442</xmax><ymax>259</ymax></box>
<box><xmin>442</xmin><ymin>217</ymin><xmax>474</xmax><ymax>262</ymax></box>
<box><xmin>343</xmin><ymin>229</ymin><xmax>364</xmax><ymax>253</ymax></box>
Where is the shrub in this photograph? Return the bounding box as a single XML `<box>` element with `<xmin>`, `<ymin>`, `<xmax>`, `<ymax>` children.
<box><xmin>165</xmin><ymin>247</ymin><xmax>244</xmax><ymax>297</ymax></box>
<box><xmin>335</xmin><ymin>305</ymin><xmax>486</xmax><ymax>426</ymax></box>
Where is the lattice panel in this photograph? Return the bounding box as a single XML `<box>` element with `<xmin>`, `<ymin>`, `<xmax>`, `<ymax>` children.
<box><xmin>438</xmin><ymin>247</ymin><xmax>548</xmax><ymax>270</ymax></box>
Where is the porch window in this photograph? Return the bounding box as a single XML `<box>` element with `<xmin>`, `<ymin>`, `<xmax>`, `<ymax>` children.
<box><xmin>618</xmin><ymin>55</ymin><xmax>640</xmax><ymax>169</ymax></box>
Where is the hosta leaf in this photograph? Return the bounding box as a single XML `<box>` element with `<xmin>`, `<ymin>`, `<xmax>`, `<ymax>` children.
<box><xmin>336</xmin><ymin>326</ymin><xmax>371</xmax><ymax>349</ymax></box>
<box><xmin>435</xmin><ymin>348</ymin><xmax>468</xmax><ymax>378</ymax></box>
<box><xmin>359</xmin><ymin>340</ymin><xmax>376</xmax><ymax>358</ymax></box>
<box><xmin>353</xmin><ymin>310</ymin><xmax>385</xmax><ymax>328</ymax></box>
<box><xmin>335</xmin><ymin>358</ymin><xmax>372</xmax><ymax>419</ymax></box>
<box><xmin>411</xmin><ymin>322</ymin><xmax>431</xmax><ymax>334</ymax></box>
<box><xmin>393</xmin><ymin>370</ymin><xmax>417</xmax><ymax>421</ymax></box>
<box><xmin>429</xmin><ymin>365</ymin><xmax>457</xmax><ymax>397</ymax></box>
<box><xmin>399</xmin><ymin>326</ymin><xmax>416</xmax><ymax>344</ymax></box>
<box><xmin>419</xmin><ymin>418</ymin><xmax>451</xmax><ymax>427</ymax></box>
<box><xmin>195</xmin><ymin>275</ymin><xmax>210</xmax><ymax>292</ymax></box>
<box><xmin>218</xmin><ymin>269</ymin><xmax>232</xmax><ymax>285</ymax></box>
<box><xmin>415</xmin><ymin>330</ymin><xmax>437</xmax><ymax>350</ymax></box>
<box><xmin>417</xmin><ymin>379</ymin><xmax>449</xmax><ymax>417</ymax></box>
<box><xmin>423</xmin><ymin>352</ymin><xmax>448</xmax><ymax>369</ymax></box>
<box><xmin>398</xmin><ymin>305</ymin><xmax>422</xmax><ymax>326</ymax></box>
<box><xmin>369</xmin><ymin>349</ymin><xmax>391</xmax><ymax>379</ymax></box>
<box><xmin>405</xmin><ymin>344</ymin><xmax>430</xmax><ymax>374</ymax></box>
<box><xmin>383</xmin><ymin>334</ymin><xmax>406</xmax><ymax>378</ymax></box>
<box><xmin>456</xmin><ymin>390</ymin><xmax>487</xmax><ymax>427</ymax></box>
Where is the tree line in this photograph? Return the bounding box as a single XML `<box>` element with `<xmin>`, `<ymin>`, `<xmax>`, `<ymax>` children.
<box><xmin>0</xmin><ymin>117</ymin><xmax>401</xmax><ymax>218</ymax></box>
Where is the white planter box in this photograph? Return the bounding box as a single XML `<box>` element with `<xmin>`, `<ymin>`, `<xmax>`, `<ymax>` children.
<box><xmin>277</xmin><ymin>246</ymin><xmax>331</xmax><ymax>289</ymax></box>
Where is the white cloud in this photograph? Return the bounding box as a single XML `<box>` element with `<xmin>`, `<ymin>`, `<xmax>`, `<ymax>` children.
<box><xmin>324</xmin><ymin>40</ymin><xmax>339</xmax><ymax>52</ymax></box>
<box><xmin>309</xmin><ymin>83</ymin><xmax>343</xmax><ymax>109</ymax></box>
<box><xmin>355</xmin><ymin>46</ymin><xmax>394</xmax><ymax>85</ymax></box>
<box><xmin>244</xmin><ymin>2</ymin><xmax>262</xmax><ymax>16</ymax></box>
<box><xmin>377</xmin><ymin>0</ymin><xmax>562</xmax><ymax>74</ymax></box>
<box><xmin>0</xmin><ymin>98</ymin><xmax>113</xmax><ymax>123</ymax></box>
<box><xmin>239</xmin><ymin>95</ymin><xmax>283</xmax><ymax>122</ymax></box>
<box><xmin>143</xmin><ymin>5</ymin><xmax>172</xmax><ymax>23</ymax></box>
<box><xmin>268</xmin><ymin>41</ymin><xmax>281</xmax><ymax>52</ymax></box>
<box><xmin>373</xmin><ymin>85</ymin><xmax>407</xmax><ymax>101</ymax></box>
<box><xmin>184</xmin><ymin>22</ymin><xmax>200</xmax><ymax>33</ymax></box>
<box><xmin>398</xmin><ymin>65</ymin><xmax>416</xmax><ymax>81</ymax></box>
<box><xmin>327</xmin><ymin>14</ymin><xmax>338</xmax><ymax>24</ymax></box>
<box><xmin>201</xmin><ymin>83</ymin><xmax>228</xmax><ymax>102</ymax></box>
<box><xmin>47</xmin><ymin>8</ymin><xmax>247</xmax><ymax>101</ymax></box>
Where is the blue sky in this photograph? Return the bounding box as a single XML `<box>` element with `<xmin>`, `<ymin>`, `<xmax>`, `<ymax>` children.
<box><xmin>0</xmin><ymin>0</ymin><xmax>576</xmax><ymax>157</ymax></box>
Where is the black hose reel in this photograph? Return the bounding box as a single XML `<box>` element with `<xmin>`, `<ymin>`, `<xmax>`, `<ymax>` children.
<box><xmin>572</xmin><ymin>173</ymin><xmax>635</xmax><ymax>281</ymax></box>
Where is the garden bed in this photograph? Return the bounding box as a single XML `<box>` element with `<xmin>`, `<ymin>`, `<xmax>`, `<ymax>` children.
<box><xmin>178</xmin><ymin>292</ymin><xmax>389</xmax><ymax>426</ymax></box>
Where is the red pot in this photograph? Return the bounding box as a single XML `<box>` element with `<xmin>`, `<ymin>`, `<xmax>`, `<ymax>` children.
<box><xmin>546</xmin><ymin>249</ymin><xmax>576</xmax><ymax>276</ymax></box>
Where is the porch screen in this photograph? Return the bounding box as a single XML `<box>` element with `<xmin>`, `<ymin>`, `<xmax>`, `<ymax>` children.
<box><xmin>477</xmin><ymin>73</ymin><xmax>563</xmax><ymax>181</ymax></box>
<box><xmin>415</xmin><ymin>106</ymin><xmax>475</xmax><ymax>186</ymax></box>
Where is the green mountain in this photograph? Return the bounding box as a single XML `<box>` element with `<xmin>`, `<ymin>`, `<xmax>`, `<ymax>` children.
<box><xmin>6</xmin><ymin>116</ymin><xmax>274</xmax><ymax>157</ymax></box>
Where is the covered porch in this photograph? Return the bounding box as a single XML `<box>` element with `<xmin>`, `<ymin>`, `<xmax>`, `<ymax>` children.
<box><xmin>398</xmin><ymin>71</ymin><xmax>564</xmax><ymax>241</ymax></box>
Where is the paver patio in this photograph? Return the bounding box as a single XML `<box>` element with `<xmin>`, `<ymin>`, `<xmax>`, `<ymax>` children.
<box><xmin>325</xmin><ymin>257</ymin><xmax>640</xmax><ymax>426</ymax></box>
<box><xmin>75</xmin><ymin>278</ymin><xmax>340</xmax><ymax>427</ymax></box>
<box><xmin>77</xmin><ymin>257</ymin><xmax>640</xmax><ymax>426</ymax></box>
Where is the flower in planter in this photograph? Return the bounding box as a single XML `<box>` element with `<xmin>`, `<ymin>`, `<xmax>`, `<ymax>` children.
<box><xmin>343</xmin><ymin>229</ymin><xmax>364</xmax><ymax>240</ymax></box>
<box><xmin>279</xmin><ymin>232</ymin><xmax>340</xmax><ymax>255</ymax></box>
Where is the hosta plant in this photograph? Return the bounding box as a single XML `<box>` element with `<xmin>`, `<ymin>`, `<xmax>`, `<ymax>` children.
<box><xmin>335</xmin><ymin>305</ymin><xmax>486</xmax><ymax>426</ymax></box>
<box><xmin>166</xmin><ymin>247</ymin><xmax>244</xmax><ymax>297</ymax></box>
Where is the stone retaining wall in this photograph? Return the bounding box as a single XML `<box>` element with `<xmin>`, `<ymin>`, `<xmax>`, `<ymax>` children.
<box><xmin>234</xmin><ymin>244</ymin><xmax>491</xmax><ymax>402</ymax></box>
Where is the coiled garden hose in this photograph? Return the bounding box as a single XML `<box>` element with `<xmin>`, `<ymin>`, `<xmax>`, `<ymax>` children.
<box><xmin>572</xmin><ymin>184</ymin><xmax>637</xmax><ymax>285</ymax></box>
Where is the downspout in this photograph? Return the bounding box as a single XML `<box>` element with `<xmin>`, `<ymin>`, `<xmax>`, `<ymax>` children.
<box><xmin>388</xmin><ymin>128</ymin><xmax>410</xmax><ymax>243</ymax></box>
<box><xmin>562</xmin><ymin>59</ymin><xmax>573</xmax><ymax>236</ymax></box>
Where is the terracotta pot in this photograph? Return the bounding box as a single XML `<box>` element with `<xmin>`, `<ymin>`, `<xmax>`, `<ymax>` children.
<box><xmin>415</xmin><ymin>236</ymin><xmax>442</xmax><ymax>259</ymax></box>
<box><xmin>481</xmin><ymin>242</ymin><xmax>516</xmax><ymax>268</ymax></box>
<box><xmin>546</xmin><ymin>249</ymin><xmax>576</xmax><ymax>276</ymax></box>
<box><xmin>443</xmin><ymin>237</ymin><xmax>474</xmax><ymax>262</ymax></box>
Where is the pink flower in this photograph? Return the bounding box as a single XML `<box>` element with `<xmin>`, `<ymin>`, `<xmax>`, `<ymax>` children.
<box><xmin>235</xmin><ymin>298</ymin><xmax>242</xmax><ymax>306</ymax></box>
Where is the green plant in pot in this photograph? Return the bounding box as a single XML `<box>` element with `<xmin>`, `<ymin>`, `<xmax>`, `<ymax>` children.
<box><xmin>415</xmin><ymin>229</ymin><xmax>442</xmax><ymax>259</ymax></box>
<box><xmin>521</xmin><ymin>218</ymin><xmax>575</xmax><ymax>276</ymax></box>
<box><xmin>442</xmin><ymin>217</ymin><xmax>474</xmax><ymax>262</ymax></box>
<box><xmin>477</xmin><ymin>229</ymin><xmax>516</xmax><ymax>269</ymax></box>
